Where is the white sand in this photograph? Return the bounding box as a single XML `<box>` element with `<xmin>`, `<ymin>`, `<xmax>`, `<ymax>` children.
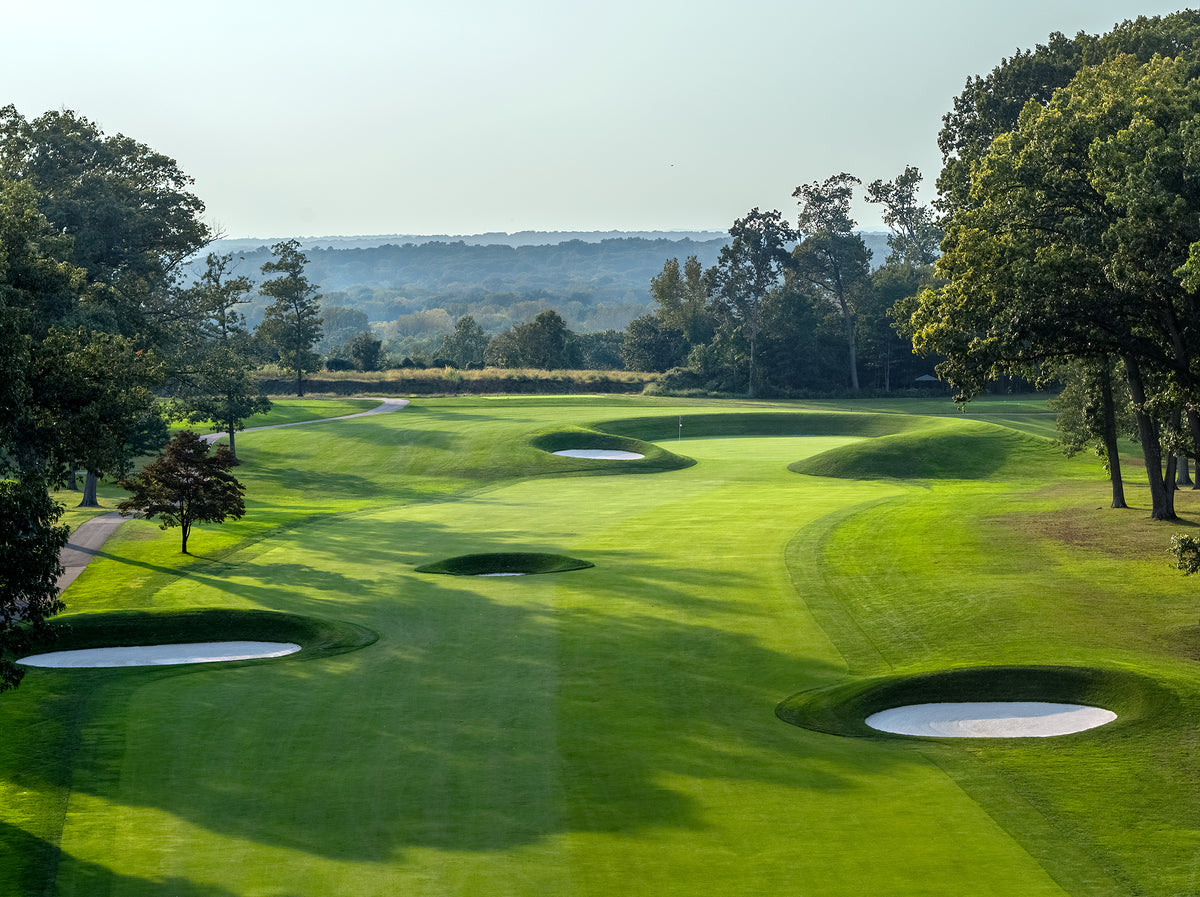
<box><xmin>476</xmin><ymin>572</ymin><xmax>526</xmax><ymax>576</ymax></box>
<box><xmin>552</xmin><ymin>449</ymin><xmax>645</xmax><ymax>460</ymax></box>
<box><xmin>18</xmin><ymin>641</ymin><xmax>302</xmax><ymax>668</ymax></box>
<box><xmin>865</xmin><ymin>702</ymin><xmax>1117</xmax><ymax>737</ymax></box>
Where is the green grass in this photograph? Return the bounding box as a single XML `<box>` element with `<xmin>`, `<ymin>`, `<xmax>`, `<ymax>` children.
<box><xmin>54</xmin><ymin>399</ymin><xmax>385</xmax><ymax>534</ymax></box>
<box><xmin>5</xmin><ymin>394</ymin><xmax>1200</xmax><ymax>895</ymax></box>
<box><xmin>172</xmin><ymin>397</ymin><xmax>382</xmax><ymax>433</ymax></box>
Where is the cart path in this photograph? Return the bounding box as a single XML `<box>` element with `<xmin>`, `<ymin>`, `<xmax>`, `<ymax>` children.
<box><xmin>55</xmin><ymin>398</ymin><xmax>409</xmax><ymax>593</ymax></box>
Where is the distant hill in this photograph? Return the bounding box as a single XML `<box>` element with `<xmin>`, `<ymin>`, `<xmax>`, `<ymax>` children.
<box><xmin>205</xmin><ymin>230</ymin><xmax>730</xmax><ymax>254</ymax></box>
<box><xmin>195</xmin><ymin>230</ymin><xmax>896</xmax><ymax>340</ymax></box>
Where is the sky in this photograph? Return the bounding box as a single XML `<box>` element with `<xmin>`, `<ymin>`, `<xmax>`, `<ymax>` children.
<box><xmin>2</xmin><ymin>0</ymin><xmax>1193</xmax><ymax>239</ymax></box>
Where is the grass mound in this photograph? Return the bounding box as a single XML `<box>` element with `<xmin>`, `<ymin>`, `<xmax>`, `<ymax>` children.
<box><xmin>788</xmin><ymin>419</ymin><xmax>1060</xmax><ymax>481</ymax></box>
<box><xmin>776</xmin><ymin>665</ymin><xmax>1173</xmax><ymax>738</ymax></box>
<box><xmin>26</xmin><ymin>609</ymin><xmax>377</xmax><ymax>662</ymax></box>
<box><xmin>596</xmin><ymin>411</ymin><xmax>910</xmax><ymax>441</ymax></box>
<box><xmin>530</xmin><ymin>427</ymin><xmax>693</xmax><ymax>473</ymax></box>
<box><xmin>415</xmin><ymin>552</ymin><xmax>594</xmax><ymax>576</ymax></box>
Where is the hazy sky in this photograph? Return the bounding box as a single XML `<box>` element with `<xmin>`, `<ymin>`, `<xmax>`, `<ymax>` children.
<box><xmin>3</xmin><ymin>1</ymin><xmax>1191</xmax><ymax>238</ymax></box>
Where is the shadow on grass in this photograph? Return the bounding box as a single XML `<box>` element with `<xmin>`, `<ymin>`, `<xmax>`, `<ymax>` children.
<box><xmin>3</xmin><ymin>564</ymin><xmax>897</xmax><ymax>868</ymax></box>
<box><xmin>0</xmin><ymin>821</ymin><xmax>241</xmax><ymax>897</ymax></box>
<box><xmin>84</xmin><ymin>548</ymin><xmax>377</xmax><ymax>607</ymax></box>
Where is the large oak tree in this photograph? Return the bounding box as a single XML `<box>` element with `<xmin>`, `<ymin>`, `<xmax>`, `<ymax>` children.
<box><xmin>908</xmin><ymin>55</ymin><xmax>1200</xmax><ymax>519</ymax></box>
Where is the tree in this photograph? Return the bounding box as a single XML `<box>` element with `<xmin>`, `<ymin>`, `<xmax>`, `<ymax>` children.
<box><xmin>439</xmin><ymin>315</ymin><xmax>489</xmax><ymax>368</ymax></box>
<box><xmin>345</xmin><ymin>331</ymin><xmax>384</xmax><ymax>371</ymax></box>
<box><xmin>866</xmin><ymin>166</ymin><xmax>941</xmax><ymax>268</ymax></box>
<box><xmin>572</xmin><ymin>329</ymin><xmax>625</xmax><ymax>370</ymax></box>
<box><xmin>34</xmin><ymin>327</ymin><xmax>167</xmax><ymax>506</ymax></box>
<box><xmin>0</xmin><ymin>106</ymin><xmax>211</xmax><ymax>327</ymax></box>
<box><xmin>1050</xmin><ymin>360</ymin><xmax>1131</xmax><ymax>509</ymax></box>
<box><xmin>906</xmin><ymin>55</ymin><xmax>1200</xmax><ymax>519</ymax></box>
<box><xmin>0</xmin><ymin>180</ymin><xmax>90</xmax><ymax>691</ymax></box>
<box><xmin>650</xmin><ymin>256</ymin><xmax>715</xmax><ymax>346</ymax></box>
<box><xmin>118</xmin><ymin>430</ymin><xmax>246</xmax><ymax>554</ymax></box>
<box><xmin>0</xmin><ymin>477</ymin><xmax>68</xmax><ymax>691</ymax></box>
<box><xmin>711</xmin><ymin>209</ymin><xmax>795</xmax><ymax>397</ymax></box>
<box><xmin>484</xmin><ymin>328</ymin><xmax>523</xmax><ymax>368</ymax></box>
<box><xmin>255</xmin><ymin>240</ymin><xmax>323</xmax><ymax>396</ymax></box>
<box><xmin>174</xmin><ymin>252</ymin><xmax>270</xmax><ymax>461</ymax></box>
<box><xmin>0</xmin><ymin>108</ymin><xmax>211</xmax><ymax>503</ymax></box>
<box><xmin>622</xmin><ymin>315</ymin><xmax>687</xmax><ymax>372</ymax></box>
<box><xmin>863</xmin><ymin>167</ymin><xmax>942</xmax><ymax>391</ymax></box>
<box><xmin>935</xmin><ymin>11</ymin><xmax>1200</xmax><ymax>217</ymax></box>
<box><xmin>316</xmin><ymin>306</ymin><xmax>370</xmax><ymax>353</ymax></box>
<box><xmin>791</xmin><ymin>175</ymin><xmax>871</xmax><ymax>392</ymax></box>
<box><xmin>514</xmin><ymin>310</ymin><xmax>576</xmax><ymax>369</ymax></box>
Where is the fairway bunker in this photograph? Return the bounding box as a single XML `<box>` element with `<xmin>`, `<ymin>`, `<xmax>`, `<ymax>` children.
<box><xmin>19</xmin><ymin>641</ymin><xmax>302</xmax><ymax>668</ymax></box>
<box><xmin>416</xmin><ymin>552</ymin><xmax>594</xmax><ymax>576</ymax></box>
<box><xmin>776</xmin><ymin>664</ymin><xmax>1152</xmax><ymax>739</ymax></box>
<box><xmin>551</xmin><ymin>449</ymin><xmax>645</xmax><ymax>460</ymax></box>
<box><xmin>865</xmin><ymin>702</ymin><xmax>1116</xmax><ymax>737</ymax></box>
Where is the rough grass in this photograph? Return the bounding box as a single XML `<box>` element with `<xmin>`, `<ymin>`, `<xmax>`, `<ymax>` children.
<box><xmin>7</xmin><ymin>394</ymin><xmax>1200</xmax><ymax>896</ymax></box>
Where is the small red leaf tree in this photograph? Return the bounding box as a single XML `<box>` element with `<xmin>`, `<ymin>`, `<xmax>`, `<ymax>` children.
<box><xmin>118</xmin><ymin>430</ymin><xmax>245</xmax><ymax>554</ymax></box>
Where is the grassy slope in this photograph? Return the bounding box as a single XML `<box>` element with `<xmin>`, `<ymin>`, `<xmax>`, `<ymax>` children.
<box><xmin>52</xmin><ymin>398</ymin><xmax>382</xmax><ymax>534</ymax></box>
<box><xmin>4</xmin><ymin>395</ymin><xmax>1200</xmax><ymax>895</ymax></box>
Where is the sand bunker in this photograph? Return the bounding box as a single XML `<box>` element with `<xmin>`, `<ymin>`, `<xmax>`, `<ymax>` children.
<box><xmin>19</xmin><ymin>641</ymin><xmax>302</xmax><ymax>668</ymax></box>
<box><xmin>476</xmin><ymin>572</ymin><xmax>525</xmax><ymax>577</ymax></box>
<box><xmin>865</xmin><ymin>702</ymin><xmax>1117</xmax><ymax>737</ymax></box>
<box><xmin>552</xmin><ymin>449</ymin><xmax>644</xmax><ymax>460</ymax></box>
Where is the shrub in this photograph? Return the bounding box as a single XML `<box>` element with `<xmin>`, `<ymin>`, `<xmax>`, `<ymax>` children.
<box><xmin>1169</xmin><ymin>533</ymin><xmax>1200</xmax><ymax>574</ymax></box>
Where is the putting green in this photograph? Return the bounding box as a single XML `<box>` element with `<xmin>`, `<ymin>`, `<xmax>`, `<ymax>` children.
<box><xmin>6</xmin><ymin>396</ymin><xmax>1200</xmax><ymax>896</ymax></box>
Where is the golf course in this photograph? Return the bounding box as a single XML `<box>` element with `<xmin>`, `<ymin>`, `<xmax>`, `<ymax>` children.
<box><xmin>5</xmin><ymin>393</ymin><xmax>1200</xmax><ymax>896</ymax></box>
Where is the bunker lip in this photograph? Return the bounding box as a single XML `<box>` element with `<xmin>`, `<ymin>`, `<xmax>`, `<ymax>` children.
<box><xmin>416</xmin><ymin>551</ymin><xmax>594</xmax><ymax>576</ymax></box>
<box><xmin>865</xmin><ymin>701</ymin><xmax>1117</xmax><ymax>737</ymax></box>
<box><xmin>552</xmin><ymin>449</ymin><xmax>645</xmax><ymax>460</ymax></box>
<box><xmin>18</xmin><ymin>641</ymin><xmax>302</xmax><ymax>668</ymax></box>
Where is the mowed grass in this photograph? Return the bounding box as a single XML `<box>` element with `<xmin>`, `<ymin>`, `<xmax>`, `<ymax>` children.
<box><xmin>53</xmin><ymin>397</ymin><xmax>383</xmax><ymax>533</ymax></box>
<box><xmin>4</xmin><ymin>395</ymin><xmax>1200</xmax><ymax>895</ymax></box>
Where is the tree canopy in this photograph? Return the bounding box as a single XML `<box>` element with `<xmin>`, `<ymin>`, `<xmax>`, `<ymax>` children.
<box><xmin>908</xmin><ymin>54</ymin><xmax>1200</xmax><ymax>518</ymax></box>
<box><xmin>118</xmin><ymin>430</ymin><xmax>246</xmax><ymax>554</ymax></box>
<box><xmin>255</xmin><ymin>240</ymin><xmax>324</xmax><ymax>396</ymax></box>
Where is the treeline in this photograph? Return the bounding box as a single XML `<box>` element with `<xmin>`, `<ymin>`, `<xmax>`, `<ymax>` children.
<box><xmin>401</xmin><ymin>177</ymin><xmax>939</xmax><ymax>397</ymax></box>
<box><xmin>210</xmin><ymin>237</ymin><xmax>733</xmax><ymax>324</ymax></box>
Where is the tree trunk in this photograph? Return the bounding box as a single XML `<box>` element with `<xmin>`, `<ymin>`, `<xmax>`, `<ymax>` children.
<box><xmin>1125</xmin><ymin>356</ymin><xmax>1176</xmax><ymax>520</ymax></box>
<box><xmin>1188</xmin><ymin>409</ymin><xmax>1200</xmax><ymax>489</ymax></box>
<box><xmin>66</xmin><ymin>462</ymin><xmax>77</xmax><ymax>491</ymax></box>
<box><xmin>1178</xmin><ymin>456</ymin><xmax>1193</xmax><ymax>487</ymax></box>
<box><xmin>1098</xmin><ymin>365</ymin><xmax>1127</xmax><ymax>509</ymax></box>
<box><xmin>747</xmin><ymin>330</ymin><xmax>757</xmax><ymax>398</ymax></box>
<box><xmin>181</xmin><ymin>520</ymin><xmax>190</xmax><ymax>554</ymax></box>
<box><xmin>884</xmin><ymin>338</ymin><xmax>892</xmax><ymax>393</ymax></box>
<box><xmin>296</xmin><ymin>366</ymin><xmax>304</xmax><ymax>397</ymax></box>
<box><xmin>1167</xmin><ymin>409</ymin><xmax>1183</xmax><ymax>498</ymax></box>
<box><xmin>227</xmin><ymin>416</ymin><xmax>238</xmax><ymax>463</ymax></box>
<box><xmin>842</xmin><ymin>307</ymin><xmax>860</xmax><ymax>392</ymax></box>
<box><xmin>78</xmin><ymin>471</ymin><xmax>99</xmax><ymax>508</ymax></box>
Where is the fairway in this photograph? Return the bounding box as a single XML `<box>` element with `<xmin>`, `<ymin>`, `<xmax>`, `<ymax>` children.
<box><xmin>5</xmin><ymin>395</ymin><xmax>1200</xmax><ymax>896</ymax></box>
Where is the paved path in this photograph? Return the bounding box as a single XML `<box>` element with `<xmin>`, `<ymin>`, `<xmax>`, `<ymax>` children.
<box><xmin>56</xmin><ymin>398</ymin><xmax>409</xmax><ymax>594</ymax></box>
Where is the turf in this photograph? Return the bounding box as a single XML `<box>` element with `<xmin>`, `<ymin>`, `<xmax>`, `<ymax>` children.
<box><xmin>54</xmin><ymin>398</ymin><xmax>383</xmax><ymax>534</ymax></box>
<box><xmin>4</xmin><ymin>394</ymin><xmax>1200</xmax><ymax>895</ymax></box>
